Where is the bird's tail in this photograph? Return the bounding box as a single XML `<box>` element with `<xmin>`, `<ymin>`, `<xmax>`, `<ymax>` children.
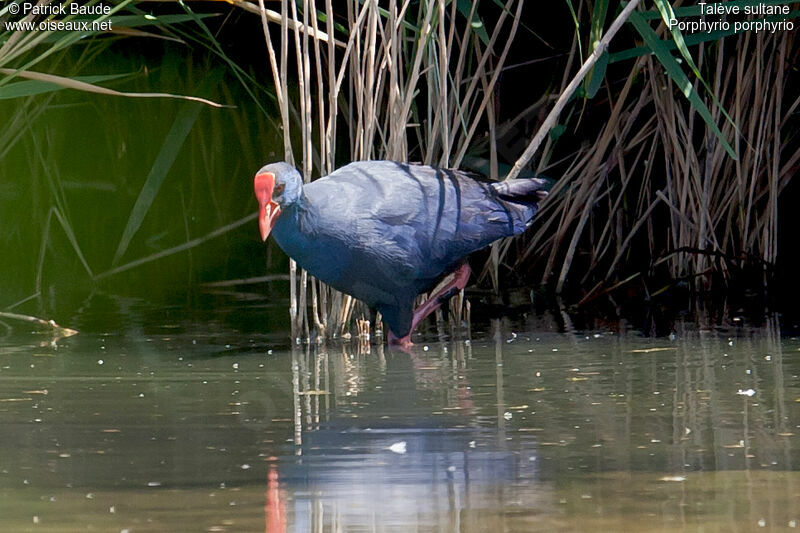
<box><xmin>492</xmin><ymin>177</ymin><xmax>549</xmax><ymax>206</ymax></box>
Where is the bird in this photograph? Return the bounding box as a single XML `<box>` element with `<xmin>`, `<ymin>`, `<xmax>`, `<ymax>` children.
<box><xmin>254</xmin><ymin>160</ymin><xmax>547</xmax><ymax>346</ymax></box>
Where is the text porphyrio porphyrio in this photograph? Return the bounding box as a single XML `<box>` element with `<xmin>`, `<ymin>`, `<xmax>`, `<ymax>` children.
<box><xmin>254</xmin><ymin>161</ymin><xmax>547</xmax><ymax>346</ymax></box>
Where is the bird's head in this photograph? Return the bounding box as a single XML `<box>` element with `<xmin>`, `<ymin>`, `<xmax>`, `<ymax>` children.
<box><xmin>254</xmin><ymin>162</ymin><xmax>302</xmax><ymax>241</ymax></box>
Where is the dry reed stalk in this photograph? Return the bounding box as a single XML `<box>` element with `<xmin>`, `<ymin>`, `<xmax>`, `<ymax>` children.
<box><xmin>0</xmin><ymin>311</ymin><xmax>78</xmax><ymax>337</ymax></box>
<box><xmin>256</xmin><ymin>0</ymin><xmax>298</xmax><ymax>338</ymax></box>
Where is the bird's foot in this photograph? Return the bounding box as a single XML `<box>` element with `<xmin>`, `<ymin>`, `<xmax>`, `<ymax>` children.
<box><xmin>387</xmin><ymin>331</ymin><xmax>414</xmax><ymax>349</ymax></box>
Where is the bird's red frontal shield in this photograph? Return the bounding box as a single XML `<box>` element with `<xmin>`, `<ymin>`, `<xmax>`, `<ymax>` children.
<box><xmin>254</xmin><ymin>172</ymin><xmax>282</xmax><ymax>241</ymax></box>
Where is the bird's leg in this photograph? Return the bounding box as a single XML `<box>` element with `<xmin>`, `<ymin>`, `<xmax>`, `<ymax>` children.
<box><xmin>387</xmin><ymin>264</ymin><xmax>471</xmax><ymax>348</ymax></box>
<box><xmin>410</xmin><ymin>263</ymin><xmax>471</xmax><ymax>333</ymax></box>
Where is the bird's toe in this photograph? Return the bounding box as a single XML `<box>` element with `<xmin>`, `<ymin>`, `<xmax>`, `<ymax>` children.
<box><xmin>387</xmin><ymin>331</ymin><xmax>414</xmax><ymax>349</ymax></box>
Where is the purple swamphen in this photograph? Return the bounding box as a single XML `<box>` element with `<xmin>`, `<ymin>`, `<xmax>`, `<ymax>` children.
<box><xmin>254</xmin><ymin>161</ymin><xmax>547</xmax><ymax>346</ymax></box>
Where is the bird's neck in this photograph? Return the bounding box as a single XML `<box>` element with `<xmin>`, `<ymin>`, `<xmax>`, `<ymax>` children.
<box><xmin>284</xmin><ymin>191</ymin><xmax>314</xmax><ymax>224</ymax></box>
<box><xmin>272</xmin><ymin>194</ymin><xmax>316</xmax><ymax>250</ymax></box>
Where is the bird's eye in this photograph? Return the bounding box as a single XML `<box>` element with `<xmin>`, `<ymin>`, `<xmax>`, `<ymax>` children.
<box><xmin>274</xmin><ymin>183</ymin><xmax>286</xmax><ymax>196</ymax></box>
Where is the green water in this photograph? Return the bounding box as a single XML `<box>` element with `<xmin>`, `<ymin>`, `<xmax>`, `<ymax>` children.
<box><xmin>1</xmin><ymin>292</ymin><xmax>798</xmax><ymax>532</ymax></box>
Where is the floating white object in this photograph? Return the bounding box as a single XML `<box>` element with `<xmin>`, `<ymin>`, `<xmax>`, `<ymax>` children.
<box><xmin>659</xmin><ymin>475</ymin><xmax>686</xmax><ymax>482</ymax></box>
<box><xmin>388</xmin><ymin>441</ymin><xmax>407</xmax><ymax>454</ymax></box>
<box><xmin>737</xmin><ymin>389</ymin><xmax>756</xmax><ymax>397</ymax></box>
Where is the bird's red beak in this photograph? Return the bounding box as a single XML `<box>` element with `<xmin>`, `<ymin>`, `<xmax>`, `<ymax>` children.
<box><xmin>254</xmin><ymin>172</ymin><xmax>282</xmax><ymax>241</ymax></box>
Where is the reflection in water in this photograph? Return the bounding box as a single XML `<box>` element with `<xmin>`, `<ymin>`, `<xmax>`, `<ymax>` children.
<box><xmin>0</xmin><ymin>298</ymin><xmax>798</xmax><ymax>531</ymax></box>
<box><xmin>265</xmin><ymin>464</ymin><xmax>286</xmax><ymax>533</ymax></box>
<box><xmin>264</xmin><ymin>318</ymin><xmax>799</xmax><ymax>531</ymax></box>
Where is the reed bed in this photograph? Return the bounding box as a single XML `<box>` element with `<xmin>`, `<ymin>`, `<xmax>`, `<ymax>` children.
<box><xmin>514</xmin><ymin>6</ymin><xmax>799</xmax><ymax>305</ymax></box>
<box><xmin>248</xmin><ymin>0</ymin><xmax>798</xmax><ymax>340</ymax></box>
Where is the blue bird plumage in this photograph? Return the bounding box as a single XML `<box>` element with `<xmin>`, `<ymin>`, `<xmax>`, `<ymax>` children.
<box><xmin>254</xmin><ymin>160</ymin><xmax>547</xmax><ymax>344</ymax></box>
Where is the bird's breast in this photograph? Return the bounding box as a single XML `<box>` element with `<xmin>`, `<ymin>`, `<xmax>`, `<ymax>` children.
<box><xmin>271</xmin><ymin>213</ymin><xmax>351</xmax><ymax>287</ymax></box>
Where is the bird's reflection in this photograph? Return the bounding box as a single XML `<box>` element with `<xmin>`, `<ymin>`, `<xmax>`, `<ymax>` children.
<box><xmin>265</xmin><ymin>463</ymin><xmax>286</xmax><ymax>533</ymax></box>
<box><xmin>264</xmin><ymin>331</ymin><xmax>537</xmax><ymax>532</ymax></box>
<box><xmin>262</xmin><ymin>314</ymin><xmax>799</xmax><ymax>532</ymax></box>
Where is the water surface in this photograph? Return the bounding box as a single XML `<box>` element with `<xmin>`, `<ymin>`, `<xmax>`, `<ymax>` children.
<box><xmin>1</xmin><ymin>295</ymin><xmax>799</xmax><ymax>532</ymax></box>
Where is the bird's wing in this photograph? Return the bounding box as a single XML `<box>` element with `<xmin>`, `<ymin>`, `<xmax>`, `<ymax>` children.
<box><xmin>303</xmin><ymin>166</ymin><xmax>425</xmax><ymax>287</ymax></box>
<box><xmin>307</xmin><ymin>161</ymin><xmax>538</xmax><ymax>285</ymax></box>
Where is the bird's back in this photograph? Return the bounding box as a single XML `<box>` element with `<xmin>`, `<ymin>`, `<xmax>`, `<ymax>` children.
<box><xmin>300</xmin><ymin>161</ymin><xmax>545</xmax><ymax>295</ymax></box>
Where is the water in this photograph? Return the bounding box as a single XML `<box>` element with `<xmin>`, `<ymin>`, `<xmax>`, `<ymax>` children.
<box><xmin>1</xmin><ymin>293</ymin><xmax>799</xmax><ymax>532</ymax></box>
